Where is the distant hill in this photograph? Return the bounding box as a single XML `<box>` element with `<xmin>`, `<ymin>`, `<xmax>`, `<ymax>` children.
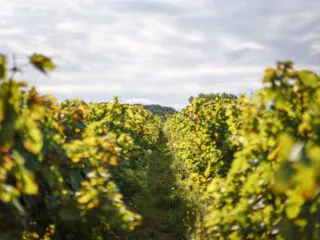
<box><xmin>134</xmin><ymin>104</ymin><xmax>177</xmax><ymax>119</ymax></box>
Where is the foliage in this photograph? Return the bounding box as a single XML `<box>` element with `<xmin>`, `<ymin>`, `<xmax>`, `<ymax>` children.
<box><xmin>189</xmin><ymin>92</ymin><xmax>238</xmax><ymax>104</ymax></box>
<box><xmin>165</xmin><ymin>93</ymin><xmax>243</xmax><ymax>238</ymax></box>
<box><xmin>165</xmin><ymin>62</ymin><xmax>320</xmax><ymax>239</ymax></box>
<box><xmin>85</xmin><ymin>99</ymin><xmax>162</xmax><ymax>207</ymax></box>
<box><xmin>0</xmin><ymin>54</ymin><xmax>163</xmax><ymax>239</ymax></box>
<box><xmin>1</xmin><ymin>53</ymin><xmax>320</xmax><ymax>240</ymax></box>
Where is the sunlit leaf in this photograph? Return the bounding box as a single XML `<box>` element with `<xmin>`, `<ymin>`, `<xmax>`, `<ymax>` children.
<box><xmin>285</xmin><ymin>192</ymin><xmax>305</xmax><ymax>219</ymax></box>
<box><xmin>23</xmin><ymin>124</ymin><xmax>43</xmax><ymax>154</ymax></box>
<box><xmin>0</xmin><ymin>54</ymin><xmax>6</xmax><ymax>80</ymax></box>
<box><xmin>297</xmin><ymin>70</ymin><xmax>319</xmax><ymax>88</ymax></box>
<box><xmin>29</xmin><ymin>53</ymin><xmax>56</xmax><ymax>75</ymax></box>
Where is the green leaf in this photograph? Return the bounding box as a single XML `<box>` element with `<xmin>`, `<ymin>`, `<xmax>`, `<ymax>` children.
<box><xmin>298</xmin><ymin>70</ymin><xmax>319</xmax><ymax>88</ymax></box>
<box><xmin>285</xmin><ymin>192</ymin><xmax>305</xmax><ymax>219</ymax></box>
<box><xmin>274</xmin><ymin>95</ymin><xmax>288</xmax><ymax>110</ymax></box>
<box><xmin>29</xmin><ymin>53</ymin><xmax>56</xmax><ymax>75</ymax></box>
<box><xmin>307</xmin><ymin>144</ymin><xmax>320</xmax><ymax>163</ymax></box>
<box><xmin>0</xmin><ymin>184</ymin><xmax>20</xmax><ymax>202</ymax></box>
<box><xmin>263</xmin><ymin>68</ymin><xmax>276</xmax><ymax>83</ymax></box>
<box><xmin>0</xmin><ymin>54</ymin><xmax>7</xmax><ymax>80</ymax></box>
<box><xmin>273</xmin><ymin>162</ymin><xmax>296</xmax><ymax>192</ymax></box>
<box><xmin>0</xmin><ymin>105</ymin><xmax>18</xmax><ymax>150</ymax></box>
<box><xmin>13</xmin><ymin>166</ymin><xmax>38</xmax><ymax>195</ymax></box>
<box><xmin>278</xmin><ymin>133</ymin><xmax>295</xmax><ymax>160</ymax></box>
<box><xmin>13</xmin><ymin>152</ymin><xmax>38</xmax><ymax>195</ymax></box>
<box><xmin>23</xmin><ymin>123</ymin><xmax>43</xmax><ymax>154</ymax></box>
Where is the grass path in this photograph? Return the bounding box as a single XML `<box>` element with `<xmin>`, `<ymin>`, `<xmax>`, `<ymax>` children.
<box><xmin>124</xmin><ymin>134</ymin><xmax>184</xmax><ymax>240</ymax></box>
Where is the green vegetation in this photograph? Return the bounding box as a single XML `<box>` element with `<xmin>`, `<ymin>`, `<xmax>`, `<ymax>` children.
<box><xmin>188</xmin><ymin>92</ymin><xmax>238</xmax><ymax>103</ymax></box>
<box><xmin>0</xmin><ymin>54</ymin><xmax>319</xmax><ymax>239</ymax></box>
<box><xmin>165</xmin><ymin>62</ymin><xmax>320</xmax><ymax>239</ymax></box>
<box><xmin>134</xmin><ymin>104</ymin><xmax>177</xmax><ymax>121</ymax></box>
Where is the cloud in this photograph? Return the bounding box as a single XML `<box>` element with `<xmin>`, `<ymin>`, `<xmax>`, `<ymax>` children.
<box><xmin>0</xmin><ymin>0</ymin><xmax>319</xmax><ymax>109</ymax></box>
<box><xmin>37</xmin><ymin>83</ymin><xmax>122</xmax><ymax>94</ymax></box>
<box><xmin>122</xmin><ymin>97</ymin><xmax>156</xmax><ymax>105</ymax></box>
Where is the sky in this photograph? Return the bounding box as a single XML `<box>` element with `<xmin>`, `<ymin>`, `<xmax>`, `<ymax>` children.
<box><xmin>0</xmin><ymin>0</ymin><xmax>319</xmax><ymax>109</ymax></box>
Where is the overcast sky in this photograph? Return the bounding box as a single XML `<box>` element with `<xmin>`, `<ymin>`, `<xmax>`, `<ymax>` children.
<box><xmin>1</xmin><ymin>0</ymin><xmax>319</xmax><ymax>109</ymax></box>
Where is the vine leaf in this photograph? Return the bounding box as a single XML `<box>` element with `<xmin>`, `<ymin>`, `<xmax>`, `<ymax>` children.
<box><xmin>29</xmin><ymin>53</ymin><xmax>56</xmax><ymax>75</ymax></box>
<box><xmin>0</xmin><ymin>54</ymin><xmax>6</xmax><ymax>79</ymax></box>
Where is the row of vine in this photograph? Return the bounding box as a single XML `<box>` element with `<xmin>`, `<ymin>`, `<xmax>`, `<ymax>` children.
<box><xmin>0</xmin><ymin>54</ymin><xmax>163</xmax><ymax>239</ymax></box>
<box><xmin>165</xmin><ymin>62</ymin><xmax>320</xmax><ymax>239</ymax></box>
